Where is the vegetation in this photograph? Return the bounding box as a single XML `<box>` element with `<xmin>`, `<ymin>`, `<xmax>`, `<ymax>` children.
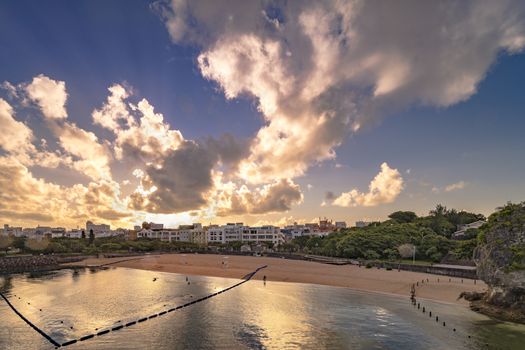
<box><xmin>0</xmin><ymin>203</ymin><xmax>493</xmax><ymax>265</ymax></box>
<box><xmin>0</xmin><ymin>235</ymin><xmax>204</xmax><ymax>256</ymax></box>
<box><xmin>478</xmin><ymin>202</ymin><xmax>525</xmax><ymax>271</ymax></box>
<box><xmin>287</xmin><ymin>204</ymin><xmax>484</xmax><ymax>263</ymax></box>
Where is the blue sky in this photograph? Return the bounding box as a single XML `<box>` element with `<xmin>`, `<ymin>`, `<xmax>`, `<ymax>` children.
<box><xmin>0</xmin><ymin>0</ymin><xmax>524</xmax><ymax>228</ymax></box>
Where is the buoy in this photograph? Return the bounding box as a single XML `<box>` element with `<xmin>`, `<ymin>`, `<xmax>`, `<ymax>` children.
<box><xmin>443</xmin><ymin>322</ymin><xmax>446</xmax><ymax>326</ymax></box>
<box><xmin>453</xmin><ymin>328</ymin><xmax>456</xmax><ymax>332</ymax></box>
<box><xmin>436</xmin><ymin>316</ymin><xmax>439</xmax><ymax>322</ymax></box>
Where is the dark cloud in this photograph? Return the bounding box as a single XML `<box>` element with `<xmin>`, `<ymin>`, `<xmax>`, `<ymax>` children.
<box><xmin>0</xmin><ymin>210</ymin><xmax>54</xmax><ymax>223</ymax></box>
<box><xmin>129</xmin><ymin>134</ymin><xmax>248</xmax><ymax>213</ymax></box>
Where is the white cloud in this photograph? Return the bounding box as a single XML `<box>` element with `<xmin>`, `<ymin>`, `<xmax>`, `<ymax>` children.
<box><xmin>330</xmin><ymin>163</ymin><xmax>404</xmax><ymax>207</ymax></box>
<box><xmin>56</xmin><ymin>122</ymin><xmax>112</xmax><ymax>181</ymax></box>
<box><xmin>445</xmin><ymin>181</ymin><xmax>467</xmax><ymax>192</ymax></box>
<box><xmin>25</xmin><ymin>74</ymin><xmax>68</xmax><ymax>119</ymax></box>
<box><xmin>92</xmin><ymin>84</ymin><xmax>184</xmax><ymax>163</ymax></box>
<box><xmin>0</xmin><ymin>98</ymin><xmax>34</xmax><ymax>155</ymax></box>
<box><xmin>158</xmin><ymin>0</ymin><xmax>525</xmax><ymax>184</ymax></box>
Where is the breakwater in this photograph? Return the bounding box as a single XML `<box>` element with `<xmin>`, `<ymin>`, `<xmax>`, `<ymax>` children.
<box><xmin>0</xmin><ymin>255</ymin><xmax>87</xmax><ymax>274</ymax></box>
<box><xmin>0</xmin><ymin>265</ymin><xmax>267</xmax><ymax>348</ymax></box>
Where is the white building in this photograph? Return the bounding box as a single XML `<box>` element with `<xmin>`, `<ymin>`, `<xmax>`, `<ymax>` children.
<box><xmin>136</xmin><ymin>223</ymin><xmax>204</xmax><ymax>243</ymax></box>
<box><xmin>452</xmin><ymin>220</ymin><xmax>486</xmax><ymax>239</ymax></box>
<box><xmin>242</xmin><ymin>225</ymin><xmax>283</xmax><ymax>245</ymax></box>
<box><xmin>335</xmin><ymin>221</ymin><xmax>347</xmax><ymax>229</ymax></box>
<box><xmin>355</xmin><ymin>221</ymin><xmax>372</xmax><ymax>228</ymax></box>
<box><xmin>207</xmin><ymin>223</ymin><xmax>283</xmax><ymax>246</ymax></box>
<box><xmin>282</xmin><ymin>224</ymin><xmax>313</xmax><ymax>239</ymax></box>
<box><xmin>2</xmin><ymin>225</ymin><xmax>23</xmax><ymax>237</ymax></box>
<box><xmin>65</xmin><ymin>229</ymin><xmax>83</xmax><ymax>238</ymax></box>
<box><xmin>86</xmin><ymin>221</ymin><xmax>111</xmax><ymax>237</ymax></box>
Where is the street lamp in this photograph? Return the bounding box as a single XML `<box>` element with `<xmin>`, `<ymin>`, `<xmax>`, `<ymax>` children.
<box><xmin>413</xmin><ymin>233</ymin><xmax>431</xmax><ymax>265</ymax></box>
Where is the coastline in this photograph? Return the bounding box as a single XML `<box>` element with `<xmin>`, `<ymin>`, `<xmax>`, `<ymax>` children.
<box><xmin>66</xmin><ymin>253</ymin><xmax>486</xmax><ymax>306</ymax></box>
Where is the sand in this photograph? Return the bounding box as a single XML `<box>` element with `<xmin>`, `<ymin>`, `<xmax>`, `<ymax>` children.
<box><xmin>67</xmin><ymin>254</ymin><xmax>487</xmax><ymax>305</ymax></box>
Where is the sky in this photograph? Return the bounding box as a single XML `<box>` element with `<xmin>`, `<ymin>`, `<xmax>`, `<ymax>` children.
<box><xmin>0</xmin><ymin>0</ymin><xmax>524</xmax><ymax>229</ymax></box>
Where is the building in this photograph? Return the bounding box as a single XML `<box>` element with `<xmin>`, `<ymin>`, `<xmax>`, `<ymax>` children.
<box><xmin>319</xmin><ymin>218</ymin><xmax>335</xmax><ymax>232</ymax></box>
<box><xmin>136</xmin><ymin>223</ymin><xmax>204</xmax><ymax>243</ymax></box>
<box><xmin>452</xmin><ymin>220</ymin><xmax>486</xmax><ymax>240</ymax></box>
<box><xmin>242</xmin><ymin>225</ymin><xmax>283</xmax><ymax>246</ymax></box>
<box><xmin>49</xmin><ymin>227</ymin><xmax>66</xmax><ymax>238</ymax></box>
<box><xmin>335</xmin><ymin>221</ymin><xmax>347</xmax><ymax>229</ymax></box>
<box><xmin>355</xmin><ymin>221</ymin><xmax>372</xmax><ymax>228</ymax></box>
<box><xmin>178</xmin><ymin>224</ymin><xmax>206</xmax><ymax>244</ymax></box>
<box><xmin>65</xmin><ymin>229</ymin><xmax>83</xmax><ymax>238</ymax></box>
<box><xmin>207</xmin><ymin>223</ymin><xmax>283</xmax><ymax>246</ymax></box>
<box><xmin>86</xmin><ymin>221</ymin><xmax>111</xmax><ymax>237</ymax></box>
<box><xmin>282</xmin><ymin>223</ymin><xmax>313</xmax><ymax>240</ymax></box>
<box><xmin>1</xmin><ymin>225</ymin><xmax>23</xmax><ymax>237</ymax></box>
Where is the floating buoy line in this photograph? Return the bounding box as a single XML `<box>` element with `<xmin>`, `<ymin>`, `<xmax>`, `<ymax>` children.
<box><xmin>0</xmin><ymin>265</ymin><xmax>267</xmax><ymax>348</ymax></box>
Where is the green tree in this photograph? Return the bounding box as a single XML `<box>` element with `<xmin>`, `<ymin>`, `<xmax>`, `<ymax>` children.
<box><xmin>0</xmin><ymin>235</ymin><xmax>13</xmax><ymax>254</ymax></box>
<box><xmin>88</xmin><ymin>229</ymin><xmax>95</xmax><ymax>245</ymax></box>
<box><xmin>81</xmin><ymin>230</ymin><xmax>86</xmax><ymax>239</ymax></box>
<box><xmin>388</xmin><ymin>211</ymin><xmax>417</xmax><ymax>223</ymax></box>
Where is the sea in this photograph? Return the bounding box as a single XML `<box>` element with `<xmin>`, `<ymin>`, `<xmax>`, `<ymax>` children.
<box><xmin>1</xmin><ymin>267</ymin><xmax>524</xmax><ymax>349</ymax></box>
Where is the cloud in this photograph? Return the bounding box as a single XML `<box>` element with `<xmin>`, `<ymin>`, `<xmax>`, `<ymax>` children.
<box><xmin>0</xmin><ymin>98</ymin><xmax>34</xmax><ymax>155</ymax></box>
<box><xmin>25</xmin><ymin>74</ymin><xmax>68</xmax><ymax>119</ymax></box>
<box><xmin>2</xmin><ymin>72</ymin><xmax>312</xmax><ymax>227</ymax></box>
<box><xmin>213</xmin><ymin>178</ymin><xmax>303</xmax><ymax>216</ymax></box>
<box><xmin>55</xmin><ymin>122</ymin><xmax>112</xmax><ymax>180</ymax></box>
<box><xmin>158</xmin><ymin>0</ymin><xmax>525</xmax><ymax>184</ymax></box>
<box><xmin>0</xmin><ymin>156</ymin><xmax>130</xmax><ymax>227</ymax></box>
<box><xmin>329</xmin><ymin>162</ymin><xmax>404</xmax><ymax>207</ymax></box>
<box><xmin>93</xmin><ymin>84</ymin><xmax>184</xmax><ymax>163</ymax></box>
<box><xmin>128</xmin><ymin>135</ymin><xmax>248</xmax><ymax>214</ymax></box>
<box><xmin>445</xmin><ymin>181</ymin><xmax>467</xmax><ymax>192</ymax></box>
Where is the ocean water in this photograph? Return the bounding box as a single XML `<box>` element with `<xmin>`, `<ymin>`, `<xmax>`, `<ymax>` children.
<box><xmin>0</xmin><ymin>267</ymin><xmax>524</xmax><ymax>350</ymax></box>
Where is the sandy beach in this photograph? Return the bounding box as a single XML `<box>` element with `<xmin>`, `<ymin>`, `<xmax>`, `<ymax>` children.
<box><xmin>67</xmin><ymin>254</ymin><xmax>486</xmax><ymax>305</ymax></box>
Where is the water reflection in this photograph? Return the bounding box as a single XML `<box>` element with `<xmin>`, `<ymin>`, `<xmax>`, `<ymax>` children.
<box><xmin>0</xmin><ymin>268</ymin><xmax>524</xmax><ymax>350</ymax></box>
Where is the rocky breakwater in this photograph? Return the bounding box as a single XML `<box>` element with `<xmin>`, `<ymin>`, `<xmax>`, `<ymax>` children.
<box><xmin>471</xmin><ymin>202</ymin><xmax>525</xmax><ymax>324</ymax></box>
<box><xmin>0</xmin><ymin>255</ymin><xmax>60</xmax><ymax>274</ymax></box>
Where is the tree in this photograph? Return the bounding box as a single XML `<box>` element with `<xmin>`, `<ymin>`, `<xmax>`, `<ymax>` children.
<box><xmin>0</xmin><ymin>235</ymin><xmax>13</xmax><ymax>254</ymax></box>
<box><xmin>81</xmin><ymin>230</ymin><xmax>86</xmax><ymax>239</ymax></box>
<box><xmin>430</xmin><ymin>204</ymin><xmax>448</xmax><ymax>217</ymax></box>
<box><xmin>397</xmin><ymin>243</ymin><xmax>415</xmax><ymax>258</ymax></box>
<box><xmin>388</xmin><ymin>211</ymin><xmax>418</xmax><ymax>223</ymax></box>
<box><xmin>25</xmin><ymin>239</ymin><xmax>49</xmax><ymax>253</ymax></box>
<box><xmin>89</xmin><ymin>229</ymin><xmax>95</xmax><ymax>245</ymax></box>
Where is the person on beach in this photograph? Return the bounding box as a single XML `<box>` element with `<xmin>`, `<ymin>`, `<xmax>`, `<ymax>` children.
<box><xmin>263</xmin><ymin>275</ymin><xmax>267</xmax><ymax>285</ymax></box>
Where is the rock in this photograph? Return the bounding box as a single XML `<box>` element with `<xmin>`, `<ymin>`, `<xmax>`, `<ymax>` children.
<box><xmin>458</xmin><ymin>291</ymin><xmax>485</xmax><ymax>301</ymax></box>
<box><xmin>474</xmin><ymin>202</ymin><xmax>525</xmax><ymax>322</ymax></box>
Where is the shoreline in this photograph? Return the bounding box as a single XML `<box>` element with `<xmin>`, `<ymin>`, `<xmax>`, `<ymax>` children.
<box><xmin>65</xmin><ymin>253</ymin><xmax>486</xmax><ymax>306</ymax></box>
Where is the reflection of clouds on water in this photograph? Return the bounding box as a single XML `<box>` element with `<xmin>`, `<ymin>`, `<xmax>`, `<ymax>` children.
<box><xmin>2</xmin><ymin>269</ymin><xmax>525</xmax><ymax>349</ymax></box>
